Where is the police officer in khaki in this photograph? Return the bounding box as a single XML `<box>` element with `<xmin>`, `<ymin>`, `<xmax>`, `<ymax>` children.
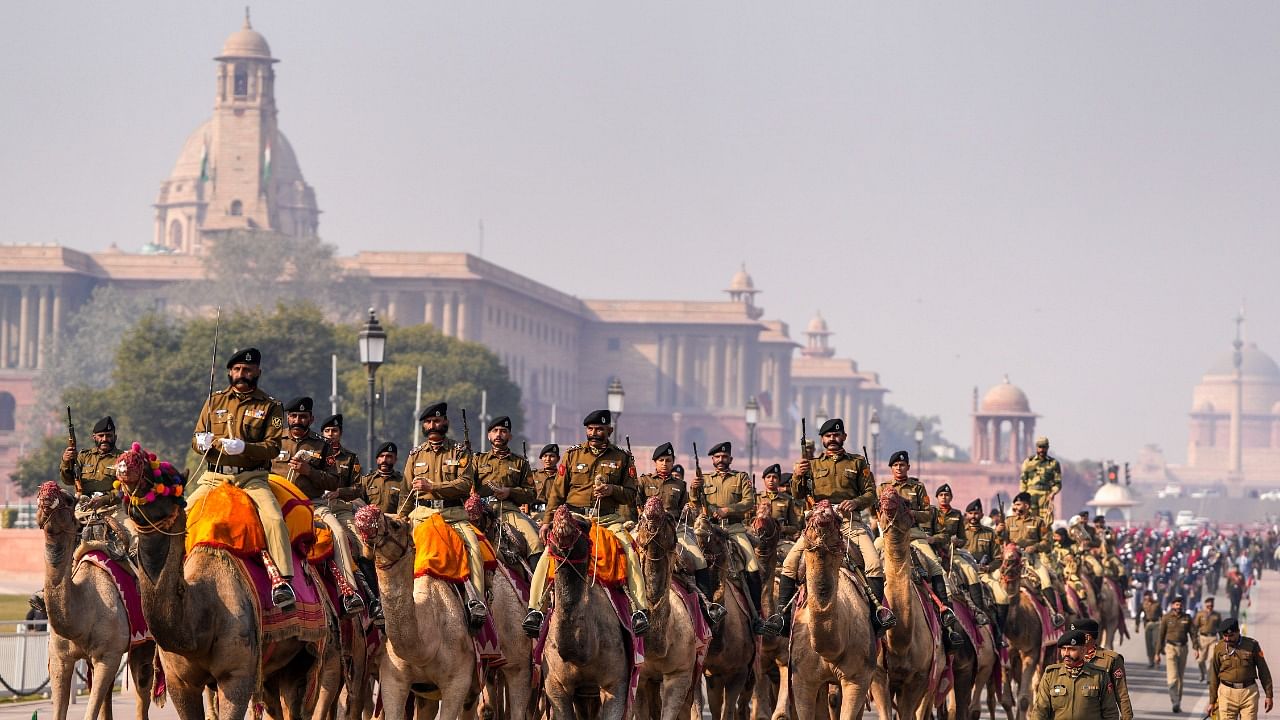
<box><xmin>403</xmin><ymin>401</ymin><xmax>489</xmax><ymax>628</ymax></box>
<box><xmin>1007</xmin><ymin>491</ymin><xmax>1064</xmax><ymax>626</ymax></box>
<box><xmin>190</xmin><ymin>347</ymin><xmax>294</xmax><ymax>607</ymax></box>
<box><xmin>1195</xmin><ymin>597</ymin><xmax>1224</xmax><ymax>682</ymax></box>
<box><xmin>1139</xmin><ymin>591</ymin><xmax>1163</xmax><ymax>668</ymax></box>
<box><xmin>530</xmin><ymin>444</ymin><xmax>559</xmax><ymax>520</ymax></box>
<box><xmin>60</xmin><ymin>416</ymin><xmax>122</xmax><ymax>497</ymax></box>
<box><xmin>778</xmin><ymin>417</ymin><xmax>894</xmax><ymax>634</ymax></box>
<box><xmin>319</xmin><ymin>414</ymin><xmax>362</xmax><ymax>490</ymax></box>
<box><xmin>474</xmin><ymin>416</ymin><xmax>542</xmax><ymax>559</ymax></box>
<box><xmin>523</xmin><ymin>409</ymin><xmax>648</xmax><ymax>637</ymax></box>
<box><xmin>1020</xmin><ymin>436</ymin><xmax>1062</xmax><ymax>524</ymax></box>
<box><xmin>936</xmin><ymin>483</ymin><xmax>989</xmax><ymax>627</ymax></box>
<box><xmin>1070</xmin><ymin>618</ymin><xmax>1133</xmax><ymax>720</ymax></box>
<box><xmin>965</xmin><ymin>499</ymin><xmax>1006</xmax><ymax>647</ymax></box>
<box><xmin>690</xmin><ymin>440</ymin><xmax>775</xmax><ymax>636</ymax></box>
<box><xmin>1208</xmin><ymin>617</ymin><xmax>1274</xmax><ymax>719</ymax></box>
<box><xmin>361</xmin><ymin>441</ymin><xmax>406</xmax><ymax>514</ymax></box>
<box><xmin>317</xmin><ymin>413</ymin><xmax>375</xmax><ymax>613</ymax></box>
<box><xmin>760</xmin><ymin>464</ymin><xmax>802</xmax><ymax>542</ymax></box>
<box><xmin>1157</xmin><ymin>594</ymin><xmax>1194</xmax><ymax>713</ymax></box>
<box><xmin>1031</xmin><ymin>630</ymin><xmax>1120</xmax><ymax>720</ymax></box>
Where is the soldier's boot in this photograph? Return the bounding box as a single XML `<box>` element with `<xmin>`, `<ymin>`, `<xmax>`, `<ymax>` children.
<box><xmin>328</xmin><ymin>560</ymin><xmax>366</xmax><ymax>617</ymax></box>
<box><xmin>1037</xmin><ymin>587</ymin><xmax>1064</xmax><ymax>627</ymax></box>
<box><xmin>967</xmin><ymin>583</ymin><xmax>991</xmax><ymax>625</ymax></box>
<box><xmin>773</xmin><ymin>575</ymin><xmax>798</xmax><ymax>637</ymax></box>
<box><xmin>695</xmin><ymin>568</ymin><xmax>726</xmax><ymax>628</ymax></box>
<box><xmin>745</xmin><ymin>571</ymin><xmax>781</xmax><ymax>636</ymax></box>
<box><xmin>354</xmin><ymin>570</ymin><xmax>384</xmax><ymax>626</ymax></box>
<box><xmin>932</xmin><ymin>576</ymin><xmax>965</xmax><ymax>649</ymax></box>
<box><xmin>261</xmin><ymin>551</ymin><xmax>296</xmax><ymax>609</ymax></box>
<box><xmin>867</xmin><ymin>576</ymin><xmax>898</xmax><ymax>631</ymax></box>
<box><xmin>522</xmin><ymin>609</ymin><xmax>544</xmax><ymax>638</ymax></box>
<box><xmin>622</xmin><ymin>588</ymin><xmax>650</xmax><ymax>637</ymax></box>
<box><xmin>462</xmin><ymin>583</ymin><xmax>488</xmax><ymax>632</ymax></box>
<box><xmin>28</xmin><ymin>591</ymin><xmax>45</xmax><ymax>618</ymax></box>
<box><xmin>992</xmin><ymin>603</ymin><xmax>1009</xmax><ymax>648</ymax></box>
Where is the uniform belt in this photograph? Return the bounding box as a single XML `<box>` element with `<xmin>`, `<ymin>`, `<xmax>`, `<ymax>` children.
<box><xmin>1220</xmin><ymin>680</ymin><xmax>1254</xmax><ymax>690</ymax></box>
<box><xmin>422</xmin><ymin>499</ymin><xmax>464</xmax><ymax>509</ymax></box>
<box><xmin>1165</xmin><ymin>641</ymin><xmax>1187</xmax><ymax>647</ymax></box>
<box><xmin>207</xmin><ymin>463</ymin><xmax>266</xmax><ymax>474</ymax></box>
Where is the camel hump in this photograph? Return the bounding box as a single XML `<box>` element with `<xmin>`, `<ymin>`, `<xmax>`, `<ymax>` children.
<box><xmin>186</xmin><ymin>482</ymin><xmax>268</xmax><ymax>556</ymax></box>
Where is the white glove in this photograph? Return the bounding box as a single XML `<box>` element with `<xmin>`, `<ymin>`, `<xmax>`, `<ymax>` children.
<box><xmin>220</xmin><ymin>438</ymin><xmax>246</xmax><ymax>456</ymax></box>
<box><xmin>195</xmin><ymin>432</ymin><xmax>215</xmax><ymax>452</ymax></box>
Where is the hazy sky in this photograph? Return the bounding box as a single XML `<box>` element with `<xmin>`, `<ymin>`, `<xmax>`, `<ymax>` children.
<box><xmin>4</xmin><ymin>2</ymin><xmax>1279</xmax><ymax>464</ymax></box>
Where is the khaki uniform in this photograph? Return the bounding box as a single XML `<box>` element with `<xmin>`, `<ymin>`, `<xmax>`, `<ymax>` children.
<box><xmin>531</xmin><ymin>468</ymin><xmax>555</xmax><ymax>516</ymax></box>
<box><xmin>59</xmin><ymin>447</ymin><xmax>121</xmax><ymax>496</ymax></box>
<box><xmin>784</xmin><ymin>450</ymin><xmax>881</xmax><ymax>580</ymax></box>
<box><xmin>273</xmin><ymin>433</ymin><xmax>359</xmax><ymax>591</ymax></box>
<box><xmin>1210</xmin><ymin>636</ymin><xmax>1274</xmax><ymax>720</ymax></box>
<box><xmin>1007</xmin><ymin>512</ymin><xmax>1055</xmax><ymax>591</ymax></box>
<box><xmin>1086</xmin><ymin>647</ymin><xmax>1133</xmax><ymax>720</ymax></box>
<box><xmin>968</xmin><ymin>521</ymin><xmax>1009</xmax><ymax>604</ymax></box>
<box><xmin>190</xmin><ymin>387</ymin><xmax>291</xmax><ymax>576</ymax></box>
<box><xmin>1158</xmin><ymin>610</ymin><xmax>1194</xmax><ymax>706</ymax></box>
<box><xmin>1020</xmin><ymin>453</ymin><xmax>1062</xmax><ymax>523</ymax></box>
<box><xmin>1141</xmin><ymin>598</ymin><xmax>1163</xmax><ymax>665</ymax></box>
<box><xmin>875</xmin><ymin>479</ymin><xmax>945</xmax><ymax>579</ymax></box>
<box><xmin>639</xmin><ymin>473</ymin><xmax>704</xmax><ymax>570</ymax></box>
<box><xmin>1030</xmin><ymin>662</ymin><xmax>1119</xmax><ymax>720</ymax></box>
<box><xmin>530</xmin><ymin>443</ymin><xmax>645</xmax><ymax>612</ymax></box>
<box><xmin>475</xmin><ymin>449</ymin><xmax>542</xmax><ymax>556</ymax></box>
<box><xmin>361</xmin><ymin>470</ymin><xmax>407</xmax><ymax>514</ymax></box>
<box><xmin>1194</xmin><ymin>608</ymin><xmax>1224</xmax><ymax>677</ymax></box>
<box><xmin>701</xmin><ymin>469</ymin><xmax>760</xmax><ymax>573</ymax></box>
<box><xmin>403</xmin><ymin>438</ymin><xmax>488</xmax><ymax>600</ymax></box>
<box><xmin>937</xmin><ymin>504</ymin><xmax>982</xmax><ymax>587</ymax></box>
<box><xmin>328</xmin><ymin>447</ymin><xmax>363</xmax><ymax>492</ymax></box>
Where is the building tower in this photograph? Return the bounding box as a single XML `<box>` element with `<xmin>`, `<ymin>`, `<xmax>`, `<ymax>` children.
<box><xmin>1229</xmin><ymin>309</ymin><xmax>1245</xmax><ymax>477</ymax></box>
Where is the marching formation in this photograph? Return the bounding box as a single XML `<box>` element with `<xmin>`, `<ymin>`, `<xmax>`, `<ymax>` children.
<box><xmin>37</xmin><ymin>346</ymin><xmax>1280</xmax><ymax>719</ymax></box>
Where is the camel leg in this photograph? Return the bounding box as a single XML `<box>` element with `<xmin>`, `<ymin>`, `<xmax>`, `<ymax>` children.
<box><xmin>770</xmin><ymin>662</ymin><xmax>791</xmax><ymax>720</ymax></box>
<box><xmin>836</xmin><ymin>680</ymin><xmax>868</xmax><ymax>720</ymax></box>
<box><xmin>499</xmin><ymin>660</ymin><xmax>531</xmax><ymax>720</ymax></box>
<box><xmin>50</xmin><ymin>648</ymin><xmax>76</xmax><ymax>720</ymax></box>
<box><xmin>127</xmin><ymin>644</ymin><xmax>155</xmax><ymax>720</ymax></box>
<box><xmin>869</xmin><ymin>672</ymin><xmax>892</xmax><ymax>720</ymax></box>
<box><xmin>165</xmin><ymin>681</ymin><xmax>208</xmax><ymax>720</ymax></box>
<box><xmin>660</xmin><ymin>671</ymin><xmax>695</xmax><ymax>720</ymax></box>
<box><xmin>214</xmin><ymin>678</ymin><xmax>255</xmax><ymax>720</ymax></box>
<box><xmin>788</xmin><ymin>674</ymin><xmax>820</xmax><ymax>720</ymax></box>
<box><xmin>379</xmin><ymin>671</ymin><xmax>411</xmax><ymax>720</ymax></box>
<box><xmin>81</xmin><ymin>659</ymin><xmax>118</xmax><ymax>720</ymax></box>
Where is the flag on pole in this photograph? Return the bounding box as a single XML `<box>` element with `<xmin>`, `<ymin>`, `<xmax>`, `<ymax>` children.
<box><xmin>198</xmin><ymin>137</ymin><xmax>209</xmax><ymax>182</ymax></box>
<box><xmin>261</xmin><ymin>138</ymin><xmax>272</xmax><ymax>187</ymax></box>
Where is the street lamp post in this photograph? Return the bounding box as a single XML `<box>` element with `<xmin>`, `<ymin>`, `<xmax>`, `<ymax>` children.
<box><xmin>607</xmin><ymin>377</ymin><xmax>625</xmax><ymax>435</ymax></box>
<box><xmin>869</xmin><ymin>410</ymin><xmax>881</xmax><ymax>470</ymax></box>
<box><xmin>358</xmin><ymin>308</ymin><xmax>386</xmax><ymax>467</ymax></box>
<box><xmin>745</xmin><ymin>396</ymin><xmax>760</xmax><ymax>477</ymax></box>
<box><xmin>914</xmin><ymin>421</ymin><xmax>925</xmax><ymax>478</ymax></box>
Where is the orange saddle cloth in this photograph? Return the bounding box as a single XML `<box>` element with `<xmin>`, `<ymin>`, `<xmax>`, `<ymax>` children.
<box><xmin>548</xmin><ymin>521</ymin><xmax>629</xmax><ymax>587</ymax></box>
<box><xmin>186</xmin><ymin>474</ymin><xmax>316</xmax><ymax>557</ymax></box>
<box><xmin>413</xmin><ymin>513</ymin><xmax>496</xmax><ymax>582</ymax></box>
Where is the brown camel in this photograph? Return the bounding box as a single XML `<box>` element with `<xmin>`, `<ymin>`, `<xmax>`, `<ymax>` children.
<box><xmin>632</xmin><ymin>497</ymin><xmax>698</xmax><ymax>720</ymax></box>
<box><xmin>695</xmin><ymin>514</ymin><xmax>756</xmax><ymax>720</ymax></box>
<box><xmin>997</xmin><ymin>545</ymin><xmax>1046</xmax><ymax>720</ymax></box>
<box><xmin>466</xmin><ymin>499</ymin><xmax>534</xmax><ymax>720</ymax></box>
<box><xmin>351</xmin><ymin>505</ymin><xmax>478</xmax><ymax>720</ymax></box>
<box><xmin>782</xmin><ymin>500</ymin><xmax>876</xmax><ymax>720</ymax></box>
<box><xmin>36</xmin><ymin>482</ymin><xmax>154</xmax><ymax>720</ymax></box>
<box><xmin>746</xmin><ymin>502</ymin><xmax>785</xmax><ymax>720</ymax></box>
<box><xmin>939</xmin><ymin>554</ymin><xmax>997</xmax><ymax>720</ymax></box>
<box><xmin>537</xmin><ymin>506</ymin><xmax>632</xmax><ymax>720</ymax></box>
<box><xmin>870</xmin><ymin>486</ymin><xmax>943</xmax><ymax>720</ymax></box>
<box><xmin>1095</xmin><ymin>575</ymin><xmax>1124</xmax><ymax>650</ymax></box>
<box><xmin>121</xmin><ymin>461</ymin><xmax>324</xmax><ymax>720</ymax></box>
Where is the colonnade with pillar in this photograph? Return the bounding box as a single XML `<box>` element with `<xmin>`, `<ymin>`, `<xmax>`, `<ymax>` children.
<box><xmin>655</xmin><ymin>333</ymin><xmax>750</xmax><ymax>410</ymax></box>
<box><xmin>0</xmin><ymin>283</ymin><xmax>65</xmax><ymax>370</ymax></box>
<box><xmin>793</xmin><ymin>382</ymin><xmax>880</xmax><ymax>448</ymax></box>
<box><xmin>372</xmin><ymin>288</ymin><xmax>473</xmax><ymax>341</ymax></box>
<box><xmin>972</xmin><ymin>414</ymin><xmax>1036</xmax><ymax>464</ymax></box>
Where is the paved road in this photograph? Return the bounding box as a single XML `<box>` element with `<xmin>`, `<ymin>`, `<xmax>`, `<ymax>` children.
<box><xmin>7</xmin><ymin>574</ymin><xmax>1277</xmax><ymax>719</ymax></box>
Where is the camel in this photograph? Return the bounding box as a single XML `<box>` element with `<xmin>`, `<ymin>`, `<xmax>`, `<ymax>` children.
<box><xmin>36</xmin><ymin>482</ymin><xmax>155</xmax><ymax>720</ymax></box>
<box><xmin>870</xmin><ymin>486</ymin><xmax>943</xmax><ymax>720</ymax></box>
<box><xmin>939</xmin><ymin>552</ymin><xmax>998</xmax><ymax>720</ymax></box>
<box><xmin>120</xmin><ymin>459</ymin><xmax>325</xmax><ymax>720</ymax></box>
<box><xmin>350</xmin><ymin>505</ymin><xmax>478</xmax><ymax>720</ymax></box>
<box><xmin>747</xmin><ymin>502</ymin><xmax>786</xmax><ymax>720</ymax></box>
<box><xmin>466</xmin><ymin>498</ymin><xmax>534</xmax><ymax>720</ymax></box>
<box><xmin>695</xmin><ymin>514</ymin><xmax>756</xmax><ymax>720</ymax></box>
<box><xmin>997</xmin><ymin>546</ymin><xmax>1047</xmax><ymax>720</ymax></box>
<box><xmin>1096</xmin><ymin>577</ymin><xmax>1124</xmax><ymax>651</ymax></box>
<box><xmin>632</xmin><ymin>497</ymin><xmax>698</xmax><ymax>720</ymax></box>
<box><xmin>781</xmin><ymin>500</ymin><xmax>876</xmax><ymax>720</ymax></box>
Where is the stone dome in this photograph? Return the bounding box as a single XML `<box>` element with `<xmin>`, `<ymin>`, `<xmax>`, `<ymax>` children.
<box><xmin>164</xmin><ymin>121</ymin><xmax>306</xmax><ymax>188</ymax></box>
<box><xmin>1193</xmin><ymin>342</ymin><xmax>1280</xmax><ymax>415</ymax></box>
<box><xmin>1088</xmin><ymin>482</ymin><xmax>1138</xmax><ymax>508</ymax></box>
<box><xmin>980</xmin><ymin>376</ymin><xmax>1032</xmax><ymax>414</ymax></box>
<box><xmin>728</xmin><ymin>264</ymin><xmax>755</xmax><ymax>292</ymax></box>
<box><xmin>806</xmin><ymin>311</ymin><xmax>829</xmax><ymax>334</ymax></box>
<box><xmin>218</xmin><ymin>15</ymin><xmax>273</xmax><ymax>60</ymax></box>
<box><xmin>1204</xmin><ymin>343</ymin><xmax>1280</xmax><ymax>380</ymax></box>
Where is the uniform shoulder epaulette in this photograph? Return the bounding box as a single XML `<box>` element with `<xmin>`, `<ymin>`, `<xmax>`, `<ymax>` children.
<box><xmin>564</xmin><ymin>444</ymin><xmax>583</xmax><ymax>452</ymax></box>
<box><xmin>411</xmin><ymin>441</ymin><xmax>430</xmax><ymax>453</ymax></box>
<box><xmin>1044</xmin><ymin>662</ymin><xmax>1062</xmax><ymax>672</ymax></box>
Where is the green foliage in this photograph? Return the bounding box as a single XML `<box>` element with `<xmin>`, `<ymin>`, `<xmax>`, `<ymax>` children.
<box><xmin>875</xmin><ymin>404</ymin><xmax>965</xmax><ymax>463</ymax></box>
<box><xmin>340</xmin><ymin>324</ymin><xmax>525</xmax><ymax>461</ymax></box>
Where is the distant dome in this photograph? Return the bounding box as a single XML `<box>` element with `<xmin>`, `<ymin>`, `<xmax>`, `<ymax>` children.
<box><xmin>806</xmin><ymin>312</ymin><xmax>829</xmax><ymax>334</ymax></box>
<box><xmin>165</xmin><ymin>121</ymin><xmax>306</xmax><ymax>188</ymax></box>
<box><xmin>729</xmin><ymin>264</ymin><xmax>755</xmax><ymax>292</ymax></box>
<box><xmin>1089</xmin><ymin>482</ymin><xmax>1138</xmax><ymax>508</ymax></box>
<box><xmin>980</xmin><ymin>376</ymin><xmax>1032</xmax><ymax>414</ymax></box>
<box><xmin>1205</xmin><ymin>343</ymin><xmax>1280</xmax><ymax>380</ymax></box>
<box><xmin>217</xmin><ymin>13</ymin><xmax>272</xmax><ymax>60</ymax></box>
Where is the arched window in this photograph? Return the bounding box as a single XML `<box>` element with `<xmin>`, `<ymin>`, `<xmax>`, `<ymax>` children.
<box><xmin>0</xmin><ymin>392</ymin><xmax>15</xmax><ymax>432</ymax></box>
<box><xmin>229</xmin><ymin>200</ymin><xmax>243</xmax><ymax>216</ymax></box>
<box><xmin>234</xmin><ymin>64</ymin><xmax>248</xmax><ymax>97</ymax></box>
<box><xmin>168</xmin><ymin>219</ymin><xmax>183</xmax><ymax>249</ymax></box>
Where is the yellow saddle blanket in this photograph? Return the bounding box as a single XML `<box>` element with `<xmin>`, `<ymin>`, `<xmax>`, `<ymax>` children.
<box><xmin>186</xmin><ymin>474</ymin><xmax>316</xmax><ymax>557</ymax></box>
<box><xmin>413</xmin><ymin>513</ymin><xmax>497</xmax><ymax>582</ymax></box>
<box><xmin>548</xmin><ymin>521</ymin><xmax>629</xmax><ymax>588</ymax></box>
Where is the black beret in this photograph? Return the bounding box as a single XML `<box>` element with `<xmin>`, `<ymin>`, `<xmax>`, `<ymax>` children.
<box><xmin>708</xmin><ymin>441</ymin><xmax>731</xmax><ymax>456</ymax></box>
<box><xmin>936</xmin><ymin>483</ymin><xmax>953</xmax><ymax>496</ymax></box>
<box><xmin>320</xmin><ymin>414</ymin><xmax>343</xmax><ymax>429</ymax></box>
<box><xmin>92</xmin><ymin>416</ymin><xmax>115</xmax><ymax>434</ymax></box>
<box><xmin>488</xmin><ymin>416</ymin><xmax>511</xmax><ymax>432</ymax></box>
<box><xmin>226</xmin><ymin>347</ymin><xmax>262</xmax><ymax>368</ymax></box>
<box><xmin>780</xmin><ymin>472</ymin><xmax>793</xmax><ymax>486</ymax></box>
<box><xmin>376</xmin><ymin>441</ymin><xmax>398</xmax><ymax>456</ymax></box>
<box><xmin>818</xmin><ymin>418</ymin><xmax>844</xmax><ymax>435</ymax></box>
<box><xmin>762</xmin><ymin>463</ymin><xmax>781</xmax><ymax>477</ymax></box>
<box><xmin>419</xmin><ymin>402</ymin><xmax>447</xmax><ymax>421</ymax></box>
<box><xmin>1093</xmin><ymin>515</ymin><xmax>1106</xmax><ymax>523</ymax></box>
<box><xmin>889</xmin><ymin>450</ymin><xmax>910</xmax><ymax>466</ymax></box>
<box><xmin>965</xmin><ymin>499</ymin><xmax>982</xmax><ymax>513</ymax></box>
<box><xmin>539</xmin><ymin>444</ymin><xmax>560</xmax><ymax>457</ymax></box>
<box><xmin>583</xmin><ymin>409</ymin><xmax>611</xmax><ymax>426</ymax></box>
<box><xmin>652</xmin><ymin>442</ymin><xmax>674</xmax><ymax>461</ymax></box>
<box><xmin>284</xmin><ymin>397</ymin><xmax>313</xmax><ymax>414</ymax></box>
<box><xmin>672</xmin><ymin>464</ymin><xmax>685</xmax><ymax>474</ymax></box>
<box><xmin>1013</xmin><ymin>491</ymin><xmax>1032</xmax><ymax>504</ymax></box>
<box><xmin>1218</xmin><ymin>617</ymin><xmax>1239</xmax><ymax>634</ymax></box>
<box><xmin>1069</xmin><ymin>618</ymin><xmax>1100</xmax><ymax>636</ymax></box>
<box><xmin>1056</xmin><ymin>630</ymin><xmax>1086</xmax><ymax>647</ymax></box>
<box><xmin>1172</xmin><ymin>595</ymin><xmax>1185</xmax><ymax>604</ymax></box>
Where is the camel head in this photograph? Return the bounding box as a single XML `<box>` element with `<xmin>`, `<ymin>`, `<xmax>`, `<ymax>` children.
<box><xmin>353</xmin><ymin>504</ymin><xmax>412</xmax><ymax>565</ymax></box>
<box><xmin>634</xmin><ymin>496</ymin><xmax>676</xmax><ymax>560</ymax></box>
<box><xmin>803</xmin><ymin>499</ymin><xmax>843</xmax><ymax>556</ymax></box>
<box><xmin>999</xmin><ymin>542</ymin><xmax>1024</xmax><ymax>584</ymax></box>
<box><xmin>876</xmin><ymin>483</ymin><xmax>912</xmax><ymax>532</ymax></box>
<box><xmin>113</xmin><ymin>443</ymin><xmax>186</xmax><ymax>534</ymax></box>
<box><xmin>36</xmin><ymin>481</ymin><xmax>76</xmax><ymax>535</ymax></box>
<box><xmin>748</xmin><ymin>499</ymin><xmax>781</xmax><ymax>553</ymax></box>
<box><xmin>546</xmin><ymin>505</ymin><xmax>590</xmax><ymax>563</ymax></box>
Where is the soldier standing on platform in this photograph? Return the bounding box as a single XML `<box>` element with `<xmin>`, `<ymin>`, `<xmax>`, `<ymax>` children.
<box><xmin>1208</xmin><ymin>617</ymin><xmax>1274</xmax><ymax>719</ymax></box>
<box><xmin>1020</xmin><ymin>436</ymin><xmax>1062</xmax><ymax>524</ymax></box>
<box><xmin>1157</xmin><ymin>594</ymin><xmax>1194</xmax><ymax>714</ymax></box>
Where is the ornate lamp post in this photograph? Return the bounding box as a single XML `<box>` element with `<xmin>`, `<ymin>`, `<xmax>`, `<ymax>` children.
<box><xmin>745</xmin><ymin>396</ymin><xmax>760</xmax><ymax>477</ymax></box>
<box><xmin>358</xmin><ymin>309</ymin><xmax>386</xmax><ymax>466</ymax></box>
<box><xmin>607</xmin><ymin>377</ymin><xmax>625</xmax><ymax>435</ymax></box>
<box><xmin>869</xmin><ymin>410</ymin><xmax>881</xmax><ymax>469</ymax></box>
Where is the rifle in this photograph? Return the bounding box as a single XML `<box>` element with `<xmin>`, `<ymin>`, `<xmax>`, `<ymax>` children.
<box><xmin>797</xmin><ymin>418</ymin><xmax>814</xmax><ymax>503</ymax></box>
<box><xmin>692</xmin><ymin>441</ymin><xmax>708</xmax><ymax>517</ymax></box>
<box><xmin>205</xmin><ymin>308</ymin><xmax>222</xmax><ymax>433</ymax></box>
<box><xmin>461</xmin><ymin>408</ymin><xmax>478</xmax><ymax>495</ymax></box>
<box><xmin>66</xmin><ymin>407</ymin><xmax>81</xmax><ymax>495</ymax></box>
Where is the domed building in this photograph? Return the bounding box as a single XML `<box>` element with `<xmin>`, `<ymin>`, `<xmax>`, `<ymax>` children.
<box><xmin>152</xmin><ymin>10</ymin><xmax>319</xmax><ymax>254</ymax></box>
<box><xmin>971</xmin><ymin>376</ymin><xmax>1039</xmax><ymax>464</ymax></box>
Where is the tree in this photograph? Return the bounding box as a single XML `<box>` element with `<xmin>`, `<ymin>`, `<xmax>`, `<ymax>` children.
<box><xmin>875</xmin><ymin>403</ymin><xmax>966</xmax><ymax>463</ymax></box>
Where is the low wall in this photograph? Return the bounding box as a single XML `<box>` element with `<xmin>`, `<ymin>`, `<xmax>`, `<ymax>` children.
<box><xmin>0</xmin><ymin>530</ymin><xmax>44</xmax><ymax>594</ymax></box>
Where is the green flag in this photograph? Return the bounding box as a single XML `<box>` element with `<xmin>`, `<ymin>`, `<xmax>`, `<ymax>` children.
<box><xmin>198</xmin><ymin>138</ymin><xmax>209</xmax><ymax>182</ymax></box>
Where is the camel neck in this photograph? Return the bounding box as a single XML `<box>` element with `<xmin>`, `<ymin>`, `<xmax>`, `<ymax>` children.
<box><xmin>373</xmin><ymin>543</ymin><xmax>433</xmax><ymax>667</ymax></box>
<box><xmin>41</xmin><ymin>520</ymin><xmax>84</xmax><ymax>639</ymax></box>
<box><xmin>880</xmin><ymin>523</ymin><xmax>915</xmax><ymax>641</ymax></box>
<box><xmin>136</xmin><ymin>520</ymin><xmax>199</xmax><ymax>654</ymax></box>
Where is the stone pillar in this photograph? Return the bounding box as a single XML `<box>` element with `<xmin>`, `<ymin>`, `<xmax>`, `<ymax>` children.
<box><xmin>710</xmin><ymin>337</ymin><xmax>724</xmax><ymax>408</ymax></box>
<box><xmin>987</xmin><ymin>419</ymin><xmax>998</xmax><ymax>462</ymax></box>
<box><xmin>35</xmin><ymin>285</ymin><xmax>49</xmax><ymax>370</ymax></box>
<box><xmin>444</xmin><ymin>293</ymin><xmax>458</xmax><ymax>337</ymax></box>
<box><xmin>51</xmin><ymin>286</ymin><xmax>62</xmax><ymax>353</ymax></box>
<box><xmin>457</xmin><ymin>295</ymin><xmax>469</xmax><ymax>340</ymax></box>
<box><xmin>18</xmin><ymin>285</ymin><xmax>32</xmax><ymax>369</ymax></box>
<box><xmin>675</xmin><ymin>335</ymin><xmax>688</xmax><ymax>407</ymax></box>
<box><xmin>0</xmin><ymin>290</ymin><xmax>8</xmax><ymax>369</ymax></box>
<box><xmin>655</xmin><ymin>335</ymin><xmax>667</xmax><ymax>406</ymax></box>
<box><xmin>1008</xmin><ymin>421</ymin><xmax>1020</xmax><ymax>464</ymax></box>
<box><xmin>734</xmin><ymin>336</ymin><xmax>746</xmax><ymax>409</ymax></box>
<box><xmin>387</xmin><ymin>291</ymin><xmax>399</xmax><ymax>325</ymax></box>
<box><xmin>423</xmin><ymin>291</ymin><xmax>436</xmax><ymax>327</ymax></box>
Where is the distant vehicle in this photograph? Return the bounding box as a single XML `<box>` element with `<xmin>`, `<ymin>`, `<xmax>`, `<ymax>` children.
<box><xmin>1261</xmin><ymin>490</ymin><xmax>1280</xmax><ymax>501</ymax></box>
<box><xmin>1175</xmin><ymin>510</ymin><xmax>1196</xmax><ymax>526</ymax></box>
<box><xmin>1158</xmin><ymin>484</ymin><xmax>1184</xmax><ymax>499</ymax></box>
<box><xmin>1189</xmin><ymin>488</ymin><xmax>1221</xmax><ymax>499</ymax></box>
